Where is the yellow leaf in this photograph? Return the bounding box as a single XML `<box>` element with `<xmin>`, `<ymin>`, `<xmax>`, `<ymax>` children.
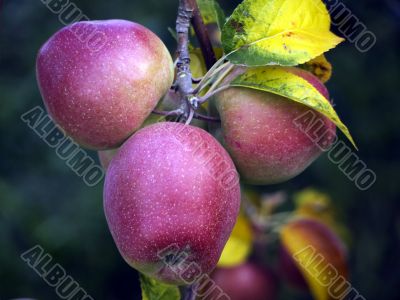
<box><xmin>293</xmin><ymin>188</ymin><xmax>352</xmax><ymax>246</ymax></box>
<box><xmin>222</xmin><ymin>0</ymin><xmax>344</xmax><ymax>66</ymax></box>
<box><xmin>281</xmin><ymin>219</ymin><xmax>348</xmax><ymax>300</ymax></box>
<box><xmin>190</xmin><ymin>48</ymin><xmax>224</xmax><ymax>79</ymax></box>
<box><xmin>294</xmin><ymin>188</ymin><xmax>334</xmax><ymax>220</ymax></box>
<box><xmin>190</xmin><ymin>48</ymin><xmax>208</xmax><ymax>79</ymax></box>
<box><xmin>218</xmin><ymin>214</ymin><xmax>253</xmax><ymax>267</ymax></box>
<box><xmin>300</xmin><ymin>55</ymin><xmax>332</xmax><ymax>83</ymax></box>
<box><xmin>230</xmin><ymin>66</ymin><xmax>357</xmax><ymax>148</ymax></box>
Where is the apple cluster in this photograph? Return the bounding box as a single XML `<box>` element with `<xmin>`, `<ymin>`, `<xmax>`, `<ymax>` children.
<box><xmin>36</xmin><ymin>20</ymin><xmax>335</xmax><ymax>285</ymax></box>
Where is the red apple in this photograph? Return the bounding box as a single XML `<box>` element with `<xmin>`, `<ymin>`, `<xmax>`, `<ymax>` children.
<box><xmin>278</xmin><ymin>245</ymin><xmax>308</xmax><ymax>291</ymax></box>
<box><xmin>104</xmin><ymin>122</ymin><xmax>241</xmax><ymax>285</ymax></box>
<box><xmin>207</xmin><ymin>263</ymin><xmax>278</xmax><ymax>300</ymax></box>
<box><xmin>36</xmin><ymin>20</ymin><xmax>174</xmax><ymax>150</ymax></box>
<box><xmin>213</xmin><ymin>67</ymin><xmax>336</xmax><ymax>184</ymax></box>
<box><xmin>280</xmin><ymin>218</ymin><xmax>348</xmax><ymax>300</ymax></box>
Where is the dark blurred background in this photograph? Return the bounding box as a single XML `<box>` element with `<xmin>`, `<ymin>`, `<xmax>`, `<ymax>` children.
<box><xmin>0</xmin><ymin>0</ymin><xmax>399</xmax><ymax>299</ymax></box>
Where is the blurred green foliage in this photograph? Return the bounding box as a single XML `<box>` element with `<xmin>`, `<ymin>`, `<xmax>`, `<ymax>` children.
<box><xmin>0</xmin><ymin>0</ymin><xmax>399</xmax><ymax>299</ymax></box>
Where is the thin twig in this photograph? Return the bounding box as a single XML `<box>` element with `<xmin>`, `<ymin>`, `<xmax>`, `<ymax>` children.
<box><xmin>192</xmin><ymin>77</ymin><xmax>203</xmax><ymax>83</ymax></box>
<box><xmin>193</xmin><ymin>58</ymin><xmax>228</xmax><ymax>94</ymax></box>
<box><xmin>193</xmin><ymin>112</ymin><xmax>221</xmax><ymax>123</ymax></box>
<box><xmin>198</xmin><ymin>85</ymin><xmax>230</xmax><ymax>104</ymax></box>
<box><xmin>152</xmin><ymin>109</ymin><xmax>183</xmax><ymax>116</ymax></box>
<box><xmin>185</xmin><ymin>108</ymin><xmax>195</xmax><ymax>125</ymax></box>
<box><xmin>188</xmin><ymin>0</ymin><xmax>217</xmax><ymax>70</ymax></box>
<box><xmin>207</xmin><ymin>63</ymin><xmax>234</xmax><ymax>94</ymax></box>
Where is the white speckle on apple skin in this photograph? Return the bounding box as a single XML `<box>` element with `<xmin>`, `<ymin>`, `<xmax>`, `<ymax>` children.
<box><xmin>104</xmin><ymin>122</ymin><xmax>241</xmax><ymax>285</ymax></box>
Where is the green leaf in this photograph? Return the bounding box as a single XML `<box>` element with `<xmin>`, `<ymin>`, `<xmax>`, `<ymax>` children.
<box><xmin>229</xmin><ymin>66</ymin><xmax>357</xmax><ymax>148</ymax></box>
<box><xmin>222</xmin><ymin>0</ymin><xmax>344</xmax><ymax>66</ymax></box>
<box><xmin>140</xmin><ymin>273</ymin><xmax>180</xmax><ymax>300</ymax></box>
<box><xmin>197</xmin><ymin>0</ymin><xmax>226</xmax><ymax>31</ymax></box>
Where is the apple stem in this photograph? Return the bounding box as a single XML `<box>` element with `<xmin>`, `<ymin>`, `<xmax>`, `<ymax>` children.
<box><xmin>152</xmin><ymin>109</ymin><xmax>219</xmax><ymax>123</ymax></box>
<box><xmin>152</xmin><ymin>109</ymin><xmax>184</xmax><ymax>117</ymax></box>
<box><xmin>207</xmin><ymin>63</ymin><xmax>234</xmax><ymax>94</ymax></box>
<box><xmin>198</xmin><ymin>85</ymin><xmax>230</xmax><ymax>104</ymax></box>
<box><xmin>192</xmin><ymin>58</ymin><xmax>229</xmax><ymax>94</ymax></box>
<box><xmin>182</xmin><ymin>284</ymin><xmax>197</xmax><ymax>300</ymax></box>
<box><xmin>194</xmin><ymin>112</ymin><xmax>221</xmax><ymax>123</ymax></box>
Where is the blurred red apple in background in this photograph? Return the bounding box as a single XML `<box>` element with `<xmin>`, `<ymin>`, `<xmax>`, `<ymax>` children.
<box><xmin>207</xmin><ymin>262</ymin><xmax>278</xmax><ymax>300</ymax></box>
<box><xmin>280</xmin><ymin>218</ymin><xmax>348</xmax><ymax>300</ymax></box>
<box><xmin>278</xmin><ymin>245</ymin><xmax>309</xmax><ymax>291</ymax></box>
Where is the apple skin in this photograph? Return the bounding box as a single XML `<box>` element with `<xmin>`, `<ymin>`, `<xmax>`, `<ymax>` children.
<box><xmin>207</xmin><ymin>263</ymin><xmax>278</xmax><ymax>300</ymax></box>
<box><xmin>278</xmin><ymin>245</ymin><xmax>308</xmax><ymax>291</ymax></box>
<box><xmin>36</xmin><ymin>20</ymin><xmax>174</xmax><ymax>150</ymax></box>
<box><xmin>213</xmin><ymin>67</ymin><xmax>336</xmax><ymax>185</ymax></box>
<box><xmin>280</xmin><ymin>218</ymin><xmax>348</xmax><ymax>295</ymax></box>
<box><xmin>103</xmin><ymin>122</ymin><xmax>241</xmax><ymax>285</ymax></box>
<box><xmin>97</xmin><ymin>97</ymin><xmax>209</xmax><ymax>171</ymax></box>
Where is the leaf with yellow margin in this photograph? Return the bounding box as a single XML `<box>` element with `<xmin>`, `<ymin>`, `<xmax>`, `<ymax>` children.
<box><xmin>281</xmin><ymin>219</ymin><xmax>348</xmax><ymax>300</ymax></box>
<box><xmin>218</xmin><ymin>214</ymin><xmax>254</xmax><ymax>267</ymax></box>
<box><xmin>230</xmin><ymin>66</ymin><xmax>357</xmax><ymax>148</ymax></box>
<box><xmin>299</xmin><ymin>55</ymin><xmax>332</xmax><ymax>83</ymax></box>
<box><xmin>222</xmin><ymin>0</ymin><xmax>344</xmax><ymax>66</ymax></box>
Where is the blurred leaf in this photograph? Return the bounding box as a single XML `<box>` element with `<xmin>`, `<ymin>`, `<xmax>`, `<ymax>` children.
<box><xmin>190</xmin><ymin>48</ymin><xmax>209</xmax><ymax>79</ymax></box>
<box><xmin>218</xmin><ymin>214</ymin><xmax>253</xmax><ymax>267</ymax></box>
<box><xmin>140</xmin><ymin>273</ymin><xmax>180</xmax><ymax>300</ymax></box>
<box><xmin>293</xmin><ymin>188</ymin><xmax>352</xmax><ymax>246</ymax></box>
<box><xmin>281</xmin><ymin>219</ymin><xmax>348</xmax><ymax>300</ymax></box>
<box><xmin>299</xmin><ymin>55</ymin><xmax>332</xmax><ymax>83</ymax></box>
<box><xmin>222</xmin><ymin>0</ymin><xmax>344</xmax><ymax>66</ymax></box>
<box><xmin>190</xmin><ymin>48</ymin><xmax>224</xmax><ymax>79</ymax></box>
<box><xmin>294</xmin><ymin>188</ymin><xmax>334</xmax><ymax>220</ymax></box>
<box><xmin>198</xmin><ymin>0</ymin><xmax>226</xmax><ymax>30</ymax></box>
<box><xmin>230</xmin><ymin>66</ymin><xmax>356</xmax><ymax>148</ymax></box>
